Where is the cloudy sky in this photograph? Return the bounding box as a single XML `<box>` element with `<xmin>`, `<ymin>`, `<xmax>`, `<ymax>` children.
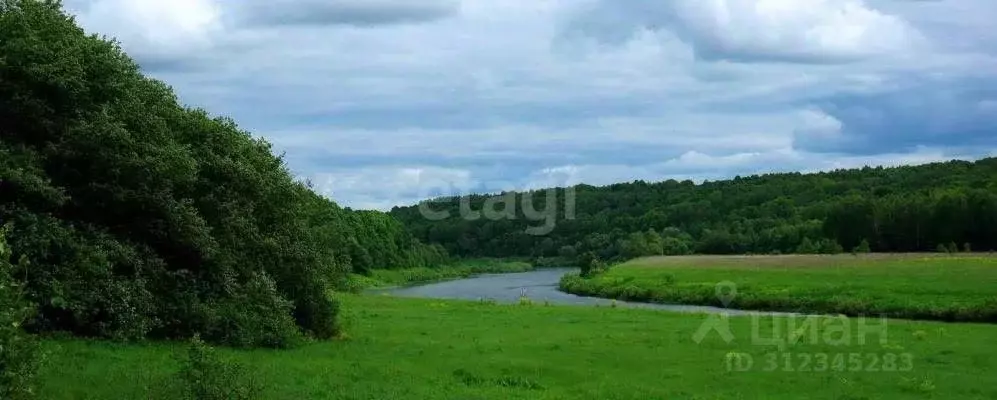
<box><xmin>63</xmin><ymin>0</ymin><xmax>996</xmax><ymax>210</ymax></box>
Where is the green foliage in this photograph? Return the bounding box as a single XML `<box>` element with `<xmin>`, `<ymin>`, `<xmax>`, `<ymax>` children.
<box><xmin>853</xmin><ymin>239</ymin><xmax>872</xmax><ymax>254</ymax></box>
<box><xmin>560</xmin><ymin>255</ymin><xmax>997</xmax><ymax>323</ymax></box>
<box><xmin>818</xmin><ymin>239</ymin><xmax>844</xmax><ymax>255</ymax></box>
<box><xmin>153</xmin><ymin>336</ymin><xmax>262</xmax><ymax>400</ymax></box>
<box><xmin>937</xmin><ymin>244</ymin><xmax>950</xmax><ymax>253</ymax></box>
<box><xmin>577</xmin><ymin>252</ymin><xmax>607</xmax><ymax>278</ymax></box>
<box><xmin>391</xmin><ymin>159</ymin><xmax>997</xmax><ymax>262</ymax></box>
<box><xmin>795</xmin><ymin>237</ymin><xmax>818</xmax><ymax>254</ymax></box>
<box><xmin>0</xmin><ymin>0</ymin><xmax>449</xmax><ymax>346</ymax></box>
<box><xmin>201</xmin><ymin>272</ymin><xmax>303</xmax><ymax>349</ymax></box>
<box><xmin>948</xmin><ymin>242</ymin><xmax>960</xmax><ymax>253</ymax></box>
<box><xmin>351</xmin><ymin>259</ymin><xmax>533</xmax><ymax>291</ymax></box>
<box><xmin>557</xmin><ymin>245</ymin><xmax>577</xmax><ymax>260</ymax></box>
<box><xmin>0</xmin><ymin>226</ymin><xmax>41</xmax><ymax>400</ymax></box>
<box><xmin>661</xmin><ymin>237</ymin><xmax>692</xmax><ymax>256</ymax></box>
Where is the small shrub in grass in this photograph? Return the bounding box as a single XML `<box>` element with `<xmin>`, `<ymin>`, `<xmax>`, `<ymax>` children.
<box><xmin>852</xmin><ymin>239</ymin><xmax>871</xmax><ymax>254</ymax></box>
<box><xmin>153</xmin><ymin>335</ymin><xmax>262</xmax><ymax>400</ymax></box>
<box><xmin>578</xmin><ymin>252</ymin><xmax>607</xmax><ymax>277</ymax></box>
<box><xmin>0</xmin><ymin>227</ymin><xmax>41</xmax><ymax>400</ymax></box>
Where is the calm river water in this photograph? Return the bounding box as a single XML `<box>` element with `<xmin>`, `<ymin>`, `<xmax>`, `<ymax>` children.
<box><xmin>370</xmin><ymin>268</ymin><xmax>784</xmax><ymax>315</ymax></box>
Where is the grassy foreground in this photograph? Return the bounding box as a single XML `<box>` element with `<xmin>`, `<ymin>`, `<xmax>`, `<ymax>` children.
<box><xmin>38</xmin><ymin>294</ymin><xmax>997</xmax><ymax>399</ymax></box>
<box><xmin>560</xmin><ymin>254</ymin><xmax>997</xmax><ymax>322</ymax></box>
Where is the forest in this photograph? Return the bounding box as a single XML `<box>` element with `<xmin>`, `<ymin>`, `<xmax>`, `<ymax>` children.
<box><xmin>0</xmin><ymin>0</ymin><xmax>447</xmax><ymax>348</ymax></box>
<box><xmin>391</xmin><ymin>158</ymin><xmax>997</xmax><ymax>263</ymax></box>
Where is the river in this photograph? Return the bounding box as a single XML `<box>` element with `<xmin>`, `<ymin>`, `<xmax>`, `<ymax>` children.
<box><xmin>369</xmin><ymin>268</ymin><xmax>786</xmax><ymax>315</ymax></box>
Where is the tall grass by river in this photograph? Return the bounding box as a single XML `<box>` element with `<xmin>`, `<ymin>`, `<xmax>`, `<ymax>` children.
<box><xmin>560</xmin><ymin>254</ymin><xmax>997</xmax><ymax>322</ymax></box>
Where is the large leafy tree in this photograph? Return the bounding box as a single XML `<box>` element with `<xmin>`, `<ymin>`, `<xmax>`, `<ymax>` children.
<box><xmin>0</xmin><ymin>0</ymin><xmax>448</xmax><ymax>347</ymax></box>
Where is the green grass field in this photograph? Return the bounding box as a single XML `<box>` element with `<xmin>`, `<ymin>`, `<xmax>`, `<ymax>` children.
<box><xmin>37</xmin><ymin>294</ymin><xmax>997</xmax><ymax>399</ymax></box>
<box><xmin>560</xmin><ymin>254</ymin><xmax>997</xmax><ymax>322</ymax></box>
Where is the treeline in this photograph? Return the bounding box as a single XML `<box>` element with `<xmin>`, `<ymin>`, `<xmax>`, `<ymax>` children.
<box><xmin>391</xmin><ymin>158</ymin><xmax>997</xmax><ymax>262</ymax></box>
<box><xmin>0</xmin><ymin>0</ymin><xmax>446</xmax><ymax>347</ymax></box>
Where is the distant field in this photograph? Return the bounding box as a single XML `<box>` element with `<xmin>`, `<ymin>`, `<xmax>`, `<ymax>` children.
<box><xmin>560</xmin><ymin>254</ymin><xmax>997</xmax><ymax>322</ymax></box>
<box><xmin>37</xmin><ymin>294</ymin><xmax>997</xmax><ymax>399</ymax></box>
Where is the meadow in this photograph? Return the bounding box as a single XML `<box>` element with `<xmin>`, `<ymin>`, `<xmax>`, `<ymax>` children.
<box><xmin>559</xmin><ymin>254</ymin><xmax>997</xmax><ymax>322</ymax></box>
<box><xmin>37</xmin><ymin>294</ymin><xmax>997</xmax><ymax>399</ymax></box>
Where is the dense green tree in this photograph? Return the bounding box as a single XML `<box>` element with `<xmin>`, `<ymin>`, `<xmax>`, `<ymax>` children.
<box><xmin>0</xmin><ymin>0</ymin><xmax>448</xmax><ymax>346</ymax></box>
<box><xmin>392</xmin><ymin>158</ymin><xmax>997</xmax><ymax>262</ymax></box>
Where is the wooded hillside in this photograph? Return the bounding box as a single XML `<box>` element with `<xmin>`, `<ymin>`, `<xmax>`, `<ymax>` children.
<box><xmin>391</xmin><ymin>158</ymin><xmax>997</xmax><ymax>262</ymax></box>
<box><xmin>0</xmin><ymin>0</ymin><xmax>447</xmax><ymax>347</ymax></box>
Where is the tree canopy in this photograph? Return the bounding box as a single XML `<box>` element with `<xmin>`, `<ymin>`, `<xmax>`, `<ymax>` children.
<box><xmin>0</xmin><ymin>0</ymin><xmax>447</xmax><ymax>347</ymax></box>
<box><xmin>391</xmin><ymin>159</ymin><xmax>997</xmax><ymax>262</ymax></box>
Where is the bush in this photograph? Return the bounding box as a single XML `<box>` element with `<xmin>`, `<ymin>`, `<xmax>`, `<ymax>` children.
<box><xmin>852</xmin><ymin>239</ymin><xmax>871</xmax><ymax>254</ymax></box>
<box><xmin>0</xmin><ymin>226</ymin><xmax>41</xmax><ymax>400</ymax></box>
<box><xmin>578</xmin><ymin>251</ymin><xmax>607</xmax><ymax>278</ymax></box>
<box><xmin>796</xmin><ymin>237</ymin><xmax>818</xmax><ymax>254</ymax></box>
<box><xmin>153</xmin><ymin>336</ymin><xmax>262</xmax><ymax>400</ymax></box>
<box><xmin>557</xmin><ymin>245</ymin><xmax>578</xmax><ymax>260</ymax></box>
<box><xmin>818</xmin><ymin>239</ymin><xmax>844</xmax><ymax>255</ymax></box>
<box><xmin>201</xmin><ymin>271</ymin><xmax>304</xmax><ymax>348</ymax></box>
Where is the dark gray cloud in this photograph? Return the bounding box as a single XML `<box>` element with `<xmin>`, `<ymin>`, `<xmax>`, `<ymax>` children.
<box><xmin>795</xmin><ymin>77</ymin><xmax>997</xmax><ymax>154</ymax></box>
<box><xmin>564</xmin><ymin>0</ymin><xmax>919</xmax><ymax>64</ymax></box>
<box><xmin>234</xmin><ymin>0</ymin><xmax>459</xmax><ymax>27</ymax></box>
<box><xmin>61</xmin><ymin>0</ymin><xmax>997</xmax><ymax>209</ymax></box>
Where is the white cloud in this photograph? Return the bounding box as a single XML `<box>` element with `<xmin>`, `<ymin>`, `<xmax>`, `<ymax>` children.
<box><xmin>66</xmin><ymin>0</ymin><xmax>222</xmax><ymax>55</ymax></box>
<box><xmin>310</xmin><ymin>166</ymin><xmax>473</xmax><ymax>210</ymax></box>
<box><xmin>570</xmin><ymin>0</ymin><xmax>922</xmax><ymax>62</ymax></box>
<box><xmin>59</xmin><ymin>0</ymin><xmax>997</xmax><ymax>209</ymax></box>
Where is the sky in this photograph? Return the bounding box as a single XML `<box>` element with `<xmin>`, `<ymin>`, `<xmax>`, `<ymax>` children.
<box><xmin>63</xmin><ymin>0</ymin><xmax>997</xmax><ymax>210</ymax></box>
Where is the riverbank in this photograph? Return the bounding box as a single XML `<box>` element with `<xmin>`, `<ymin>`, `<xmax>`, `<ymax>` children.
<box><xmin>37</xmin><ymin>294</ymin><xmax>997</xmax><ymax>399</ymax></box>
<box><xmin>559</xmin><ymin>254</ymin><xmax>997</xmax><ymax>322</ymax></box>
<box><xmin>339</xmin><ymin>258</ymin><xmax>535</xmax><ymax>292</ymax></box>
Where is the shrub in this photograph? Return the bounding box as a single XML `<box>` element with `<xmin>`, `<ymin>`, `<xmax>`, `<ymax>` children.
<box><xmin>819</xmin><ymin>239</ymin><xmax>844</xmax><ymax>255</ymax></box>
<box><xmin>557</xmin><ymin>245</ymin><xmax>578</xmax><ymax>260</ymax></box>
<box><xmin>852</xmin><ymin>239</ymin><xmax>871</xmax><ymax>254</ymax></box>
<box><xmin>201</xmin><ymin>271</ymin><xmax>304</xmax><ymax>349</ymax></box>
<box><xmin>153</xmin><ymin>335</ymin><xmax>262</xmax><ymax>400</ymax></box>
<box><xmin>578</xmin><ymin>251</ymin><xmax>607</xmax><ymax>277</ymax></box>
<box><xmin>796</xmin><ymin>237</ymin><xmax>818</xmax><ymax>254</ymax></box>
<box><xmin>0</xmin><ymin>226</ymin><xmax>41</xmax><ymax>400</ymax></box>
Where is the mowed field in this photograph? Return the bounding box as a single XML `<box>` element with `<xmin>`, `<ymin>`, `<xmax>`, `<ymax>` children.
<box><xmin>560</xmin><ymin>254</ymin><xmax>997</xmax><ymax>322</ymax></box>
<box><xmin>38</xmin><ymin>294</ymin><xmax>997</xmax><ymax>399</ymax></box>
